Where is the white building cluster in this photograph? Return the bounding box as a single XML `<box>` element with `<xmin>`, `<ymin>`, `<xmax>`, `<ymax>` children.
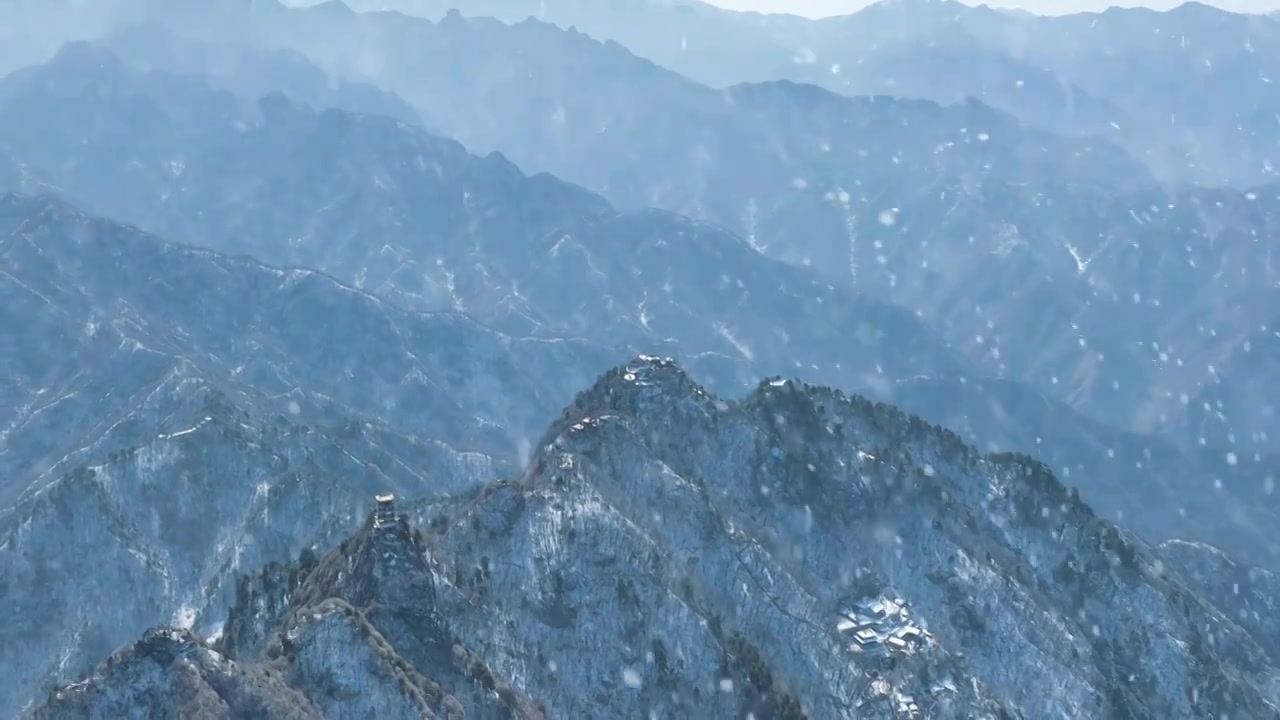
<box><xmin>837</xmin><ymin>595</ymin><xmax>930</xmax><ymax>657</ymax></box>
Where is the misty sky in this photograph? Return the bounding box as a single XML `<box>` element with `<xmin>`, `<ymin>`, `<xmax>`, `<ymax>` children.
<box><xmin>707</xmin><ymin>0</ymin><xmax>1280</xmax><ymax>16</ymax></box>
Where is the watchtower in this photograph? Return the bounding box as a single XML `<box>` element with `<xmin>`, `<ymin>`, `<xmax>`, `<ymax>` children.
<box><xmin>373</xmin><ymin>493</ymin><xmax>397</xmax><ymax>527</ymax></box>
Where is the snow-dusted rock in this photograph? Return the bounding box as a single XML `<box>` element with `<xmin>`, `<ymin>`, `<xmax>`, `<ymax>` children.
<box><xmin>39</xmin><ymin>358</ymin><xmax>1280</xmax><ymax>718</ymax></box>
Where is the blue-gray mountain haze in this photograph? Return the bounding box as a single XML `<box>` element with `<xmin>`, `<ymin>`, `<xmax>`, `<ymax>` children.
<box><xmin>1</xmin><ymin>0</ymin><xmax>1278</xmax><ymax>718</ymax></box>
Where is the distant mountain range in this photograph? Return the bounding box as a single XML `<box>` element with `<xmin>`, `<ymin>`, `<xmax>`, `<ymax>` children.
<box><xmin>45</xmin><ymin>2</ymin><xmax>1277</xmax><ymax>452</ymax></box>
<box><xmin>1170</xmin><ymin>314</ymin><xmax>1280</xmax><ymax>453</ymax></box>
<box><xmin>7</xmin><ymin>1</ymin><xmax>1277</xmax><ymax>450</ymax></box>
<box><xmin>352</xmin><ymin>0</ymin><xmax>1280</xmax><ymax>188</ymax></box>
<box><xmin>11</xmin><ymin>0</ymin><xmax>1280</xmax><ymax>191</ymax></box>
<box><xmin>2</xmin><ymin>38</ymin><xmax>1273</xmax><ymax>556</ymax></box>
<box><xmin>0</xmin><ymin>42</ymin><xmax>969</xmax><ymax>399</ymax></box>
<box><xmin>102</xmin><ymin>20</ymin><xmax>425</xmax><ymax>127</ymax></box>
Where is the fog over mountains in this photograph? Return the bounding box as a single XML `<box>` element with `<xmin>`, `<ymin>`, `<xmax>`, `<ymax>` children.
<box><xmin>2</xmin><ymin>1</ymin><xmax>1279</xmax><ymax>718</ymax></box>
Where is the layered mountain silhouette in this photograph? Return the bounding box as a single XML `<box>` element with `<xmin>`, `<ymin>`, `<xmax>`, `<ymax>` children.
<box><xmin>360</xmin><ymin>0</ymin><xmax>1280</xmax><ymax>188</ymax></box>
<box><xmin>37</xmin><ymin>2</ymin><xmax>1279</xmax><ymax>448</ymax></box>
<box><xmin>0</xmin><ymin>194</ymin><xmax>621</xmax><ymax>501</ymax></box>
<box><xmin>3</xmin><ymin>39</ymin><xmax>1272</xmax><ymax>555</ymax></box>
<box><xmin>35</xmin><ymin>358</ymin><xmax>1280</xmax><ymax>718</ymax></box>
<box><xmin>0</xmin><ymin>42</ymin><xmax>970</xmax><ymax>400</ymax></box>
<box><xmin>3</xmin><ymin>2</ymin><xmax>1278</xmax><ymax>718</ymax></box>
<box><xmin>99</xmin><ymin>20</ymin><xmax>424</xmax><ymax>127</ymax></box>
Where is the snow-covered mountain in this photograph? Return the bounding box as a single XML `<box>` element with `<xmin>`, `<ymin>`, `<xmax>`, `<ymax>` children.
<box><xmin>3</xmin><ymin>3</ymin><xmax>1278</xmax><ymax>717</ymax></box>
<box><xmin>35</xmin><ymin>357</ymin><xmax>1280</xmax><ymax>718</ymax></box>
<box><xmin>0</xmin><ymin>193</ymin><xmax>622</xmax><ymax>714</ymax></box>
<box><xmin>3</xmin><ymin>46</ymin><xmax>1278</xmax><ymax>715</ymax></box>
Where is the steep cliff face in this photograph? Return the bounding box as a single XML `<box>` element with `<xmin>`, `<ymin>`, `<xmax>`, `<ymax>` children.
<box><xmin>37</xmin><ymin>359</ymin><xmax>1280</xmax><ymax>719</ymax></box>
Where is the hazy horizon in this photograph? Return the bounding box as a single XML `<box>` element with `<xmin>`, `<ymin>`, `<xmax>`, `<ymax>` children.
<box><xmin>706</xmin><ymin>0</ymin><xmax>1280</xmax><ymax>16</ymax></box>
<box><xmin>278</xmin><ymin>0</ymin><xmax>1280</xmax><ymax>17</ymax></box>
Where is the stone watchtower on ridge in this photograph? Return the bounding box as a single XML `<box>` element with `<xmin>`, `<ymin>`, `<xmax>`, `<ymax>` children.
<box><xmin>373</xmin><ymin>492</ymin><xmax>397</xmax><ymax>528</ymax></box>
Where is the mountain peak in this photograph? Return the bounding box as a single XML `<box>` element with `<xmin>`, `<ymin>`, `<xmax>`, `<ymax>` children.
<box><xmin>535</xmin><ymin>355</ymin><xmax>719</xmax><ymax>452</ymax></box>
<box><xmin>47</xmin><ymin>39</ymin><xmax>122</xmax><ymax>65</ymax></box>
<box><xmin>37</xmin><ymin>626</ymin><xmax>315</xmax><ymax>719</ymax></box>
<box><xmin>600</xmin><ymin>355</ymin><xmax>710</xmax><ymax>403</ymax></box>
<box><xmin>2</xmin><ymin>41</ymin><xmax>131</xmax><ymax>96</ymax></box>
<box><xmin>871</xmin><ymin>0</ymin><xmax>966</xmax><ymax>8</ymax></box>
<box><xmin>128</xmin><ymin>626</ymin><xmax>206</xmax><ymax>665</ymax></box>
<box><xmin>39</xmin><ymin>356</ymin><xmax>1280</xmax><ymax>717</ymax></box>
<box><xmin>307</xmin><ymin>0</ymin><xmax>354</xmax><ymax>14</ymax></box>
<box><xmin>293</xmin><ymin>493</ymin><xmax>441</xmax><ymax>619</ymax></box>
<box><xmin>1168</xmin><ymin>0</ymin><xmax>1235</xmax><ymax>19</ymax></box>
<box><xmin>855</xmin><ymin>0</ymin><xmax>973</xmax><ymax>20</ymax></box>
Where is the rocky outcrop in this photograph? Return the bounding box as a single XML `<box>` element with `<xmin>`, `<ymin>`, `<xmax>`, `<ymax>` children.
<box><xmin>34</xmin><ymin>627</ymin><xmax>323</xmax><ymax>720</ymax></box>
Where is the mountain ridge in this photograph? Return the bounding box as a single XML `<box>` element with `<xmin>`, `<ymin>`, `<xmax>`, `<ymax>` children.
<box><xmin>34</xmin><ymin>355</ymin><xmax>1280</xmax><ymax>718</ymax></box>
<box><xmin>0</xmin><ymin>191</ymin><xmax>626</xmax><ymax>715</ymax></box>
